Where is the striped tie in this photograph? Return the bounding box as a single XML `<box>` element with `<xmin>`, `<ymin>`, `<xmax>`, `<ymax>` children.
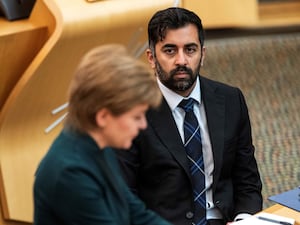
<box><xmin>179</xmin><ymin>98</ymin><xmax>206</xmax><ymax>225</ymax></box>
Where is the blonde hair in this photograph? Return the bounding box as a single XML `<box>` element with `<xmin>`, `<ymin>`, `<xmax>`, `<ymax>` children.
<box><xmin>66</xmin><ymin>44</ymin><xmax>161</xmax><ymax>132</ymax></box>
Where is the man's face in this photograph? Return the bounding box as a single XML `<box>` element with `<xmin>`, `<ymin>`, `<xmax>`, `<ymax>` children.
<box><xmin>147</xmin><ymin>24</ymin><xmax>205</xmax><ymax>96</ymax></box>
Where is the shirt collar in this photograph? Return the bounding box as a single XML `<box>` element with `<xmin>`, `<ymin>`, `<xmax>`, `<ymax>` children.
<box><xmin>157</xmin><ymin>76</ymin><xmax>201</xmax><ymax>111</ymax></box>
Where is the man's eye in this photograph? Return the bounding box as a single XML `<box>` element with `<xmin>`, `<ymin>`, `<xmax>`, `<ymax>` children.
<box><xmin>186</xmin><ymin>47</ymin><xmax>196</xmax><ymax>54</ymax></box>
<box><xmin>164</xmin><ymin>48</ymin><xmax>175</xmax><ymax>55</ymax></box>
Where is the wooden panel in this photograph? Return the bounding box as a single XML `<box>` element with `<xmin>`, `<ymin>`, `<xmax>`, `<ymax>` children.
<box><xmin>0</xmin><ymin>25</ymin><xmax>47</xmax><ymax>110</ymax></box>
<box><xmin>259</xmin><ymin>1</ymin><xmax>300</xmax><ymax>27</ymax></box>
<box><xmin>0</xmin><ymin>0</ymin><xmax>178</xmax><ymax>222</ymax></box>
<box><xmin>182</xmin><ymin>0</ymin><xmax>258</xmax><ymax>28</ymax></box>
<box><xmin>0</xmin><ymin>0</ymin><xmax>55</xmax><ymax>222</ymax></box>
<box><xmin>182</xmin><ymin>0</ymin><xmax>300</xmax><ymax>28</ymax></box>
<box><xmin>0</xmin><ymin>0</ymin><xmax>55</xmax><ymax>111</ymax></box>
<box><xmin>263</xmin><ymin>204</ymin><xmax>300</xmax><ymax>225</ymax></box>
<box><xmin>0</xmin><ymin>168</ymin><xmax>31</xmax><ymax>225</ymax></box>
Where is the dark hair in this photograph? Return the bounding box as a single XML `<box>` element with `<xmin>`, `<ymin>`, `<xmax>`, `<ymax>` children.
<box><xmin>148</xmin><ymin>7</ymin><xmax>205</xmax><ymax>50</ymax></box>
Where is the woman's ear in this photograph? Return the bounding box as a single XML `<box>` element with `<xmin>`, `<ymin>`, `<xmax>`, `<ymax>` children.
<box><xmin>146</xmin><ymin>48</ymin><xmax>156</xmax><ymax>69</ymax></box>
<box><xmin>95</xmin><ymin>108</ymin><xmax>110</xmax><ymax>128</ymax></box>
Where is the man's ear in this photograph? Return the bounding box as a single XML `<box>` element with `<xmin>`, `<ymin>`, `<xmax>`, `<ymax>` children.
<box><xmin>200</xmin><ymin>46</ymin><xmax>206</xmax><ymax>67</ymax></box>
<box><xmin>95</xmin><ymin>108</ymin><xmax>110</xmax><ymax>128</ymax></box>
<box><xmin>146</xmin><ymin>48</ymin><xmax>156</xmax><ymax>69</ymax></box>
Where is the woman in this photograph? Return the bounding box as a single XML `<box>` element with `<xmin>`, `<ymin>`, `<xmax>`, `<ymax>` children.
<box><xmin>33</xmin><ymin>44</ymin><xmax>171</xmax><ymax>225</ymax></box>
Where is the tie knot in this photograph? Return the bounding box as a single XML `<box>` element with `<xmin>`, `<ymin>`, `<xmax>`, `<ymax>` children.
<box><xmin>179</xmin><ymin>98</ymin><xmax>196</xmax><ymax>113</ymax></box>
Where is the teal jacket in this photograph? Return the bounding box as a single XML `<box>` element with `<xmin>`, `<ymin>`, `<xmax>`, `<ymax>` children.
<box><xmin>34</xmin><ymin>128</ymin><xmax>172</xmax><ymax>225</ymax></box>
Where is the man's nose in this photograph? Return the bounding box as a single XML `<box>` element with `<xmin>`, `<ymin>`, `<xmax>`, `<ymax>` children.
<box><xmin>175</xmin><ymin>50</ymin><xmax>188</xmax><ymax>65</ymax></box>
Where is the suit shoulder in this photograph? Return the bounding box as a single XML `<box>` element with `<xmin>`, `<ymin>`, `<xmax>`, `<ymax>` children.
<box><xmin>200</xmin><ymin>76</ymin><xmax>237</xmax><ymax>89</ymax></box>
<box><xmin>200</xmin><ymin>75</ymin><xmax>243</xmax><ymax>95</ymax></box>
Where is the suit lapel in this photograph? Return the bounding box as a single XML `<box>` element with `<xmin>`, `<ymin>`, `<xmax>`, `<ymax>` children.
<box><xmin>147</xmin><ymin>77</ymin><xmax>226</xmax><ymax>188</ymax></box>
<box><xmin>147</xmin><ymin>98</ymin><xmax>191</xmax><ymax>178</ymax></box>
<box><xmin>200</xmin><ymin>77</ymin><xmax>225</xmax><ymax>190</ymax></box>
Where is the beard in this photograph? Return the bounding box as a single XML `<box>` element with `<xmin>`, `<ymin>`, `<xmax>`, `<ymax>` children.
<box><xmin>155</xmin><ymin>60</ymin><xmax>201</xmax><ymax>92</ymax></box>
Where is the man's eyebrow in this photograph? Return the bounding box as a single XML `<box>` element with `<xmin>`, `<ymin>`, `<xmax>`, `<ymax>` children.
<box><xmin>162</xmin><ymin>43</ymin><xmax>199</xmax><ymax>48</ymax></box>
<box><xmin>162</xmin><ymin>44</ymin><xmax>177</xmax><ymax>48</ymax></box>
<box><xmin>185</xmin><ymin>43</ymin><xmax>199</xmax><ymax>48</ymax></box>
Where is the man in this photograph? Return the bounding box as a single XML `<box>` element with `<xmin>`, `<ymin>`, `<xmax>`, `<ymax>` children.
<box><xmin>117</xmin><ymin>7</ymin><xmax>262</xmax><ymax>225</ymax></box>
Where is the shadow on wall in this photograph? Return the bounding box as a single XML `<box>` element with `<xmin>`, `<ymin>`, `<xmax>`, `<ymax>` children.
<box><xmin>202</xmin><ymin>32</ymin><xmax>300</xmax><ymax>208</ymax></box>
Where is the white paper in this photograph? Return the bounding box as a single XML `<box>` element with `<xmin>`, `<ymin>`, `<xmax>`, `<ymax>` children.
<box><xmin>232</xmin><ymin>212</ymin><xmax>295</xmax><ymax>225</ymax></box>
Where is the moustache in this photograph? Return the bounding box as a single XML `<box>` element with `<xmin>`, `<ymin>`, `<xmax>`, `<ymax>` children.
<box><xmin>170</xmin><ymin>66</ymin><xmax>193</xmax><ymax>77</ymax></box>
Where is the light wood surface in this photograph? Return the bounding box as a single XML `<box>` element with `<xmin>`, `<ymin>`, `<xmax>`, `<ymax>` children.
<box><xmin>183</xmin><ymin>0</ymin><xmax>258</xmax><ymax>28</ymax></box>
<box><xmin>183</xmin><ymin>0</ymin><xmax>300</xmax><ymax>28</ymax></box>
<box><xmin>0</xmin><ymin>168</ymin><xmax>31</xmax><ymax>225</ymax></box>
<box><xmin>0</xmin><ymin>26</ymin><xmax>47</xmax><ymax>110</ymax></box>
<box><xmin>258</xmin><ymin>1</ymin><xmax>300</xmax><ymax>27</ymax></box>
<box><xmin>263</xmin><ymin>204</ymin><xmax>300</xmax><ymax>225</ymax></box>
<box><xmin>0</xmin><ymin>0</ymin><xmax>56</xmax><ymax>223</ymax></box>
<box><xmin>0</xmin><ymin>0</ymin><xmax>51</xmax><ymax>110</ymax></box>
<box><xmin>0</xmin><ymin>0</ymin><xmax>177</xmax><ymax>223</ymax></box>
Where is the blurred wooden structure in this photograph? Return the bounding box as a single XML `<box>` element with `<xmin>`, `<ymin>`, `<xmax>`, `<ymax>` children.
<box><xmin>184</xmin><ymin>0</ymin><xmax>300</xmax><ymax>28</ymax></box>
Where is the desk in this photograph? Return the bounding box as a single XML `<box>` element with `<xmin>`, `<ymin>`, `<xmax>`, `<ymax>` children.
<box><xmin>263</xmin><ymin>204</ymin><xmax>300</xmax><ymax>225</ymax></box>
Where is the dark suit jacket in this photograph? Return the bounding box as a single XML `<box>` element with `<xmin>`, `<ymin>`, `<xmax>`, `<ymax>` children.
<box><xmin>117</xmin><ymin>76</ymin><xmax>262</xmax><ymax>225</ymax></box>
<box><xmin>34</xmin><ymin>128</ymin><xmax>172</xmax><ymax>225</ymax></box>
